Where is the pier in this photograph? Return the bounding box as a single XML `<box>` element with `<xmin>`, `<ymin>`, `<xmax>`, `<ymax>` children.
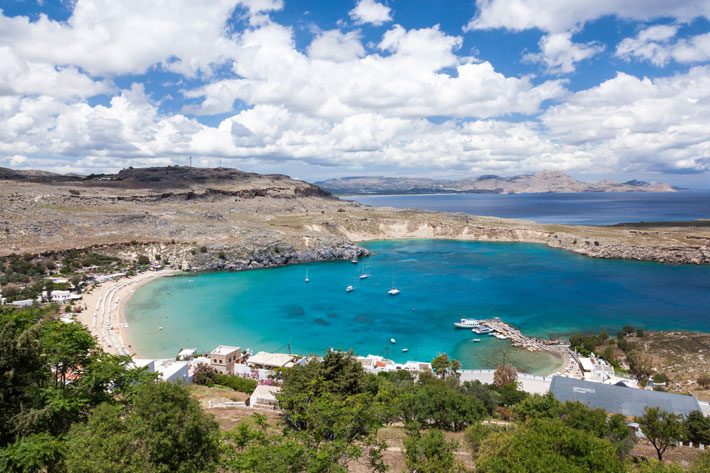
<box><xmin>479</xmin><ymin>318</ymin><xmax>558</xmax><ymax>352</ymax></box>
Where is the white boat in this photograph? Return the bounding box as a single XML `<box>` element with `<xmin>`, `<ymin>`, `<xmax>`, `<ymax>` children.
<box><xmin>158</xmin><ymin>326</ymin><xmax>163</xmax><ymax>331</ymax></box>
<box><xmin>351</xmin><ymin>256</ymin><xmax>358</xmax><ymax>264</ymax></box>
<box><xmin>390</xmin><ymin>338</ymin><xmax>396</xmax><ymax>344</ymax></box>
<box><xmin>472</xmin><ymin>339</ymin><xmax>481</xmax><ymax>342</ymax></box>
<box><xmin>454</xmin><ymin>318</ymin><xmax>482</xmax><ymax>328</ymax></box>
<box><xmin>402</xmin><ymin>348</ymin><xmax>409</xmax><ymax>353</ymax></box>
<box><xmin>388</xmin><ymin>276</ymin><xmax>400</xmax><ymax>296</ymax></box>
<box><xmin>305</xmin><ymin>269</ymin><xmax>309</xmax><ymax>283</ymax></box>
<box><xmin>346</xmin><ymin>285</ymin><xmax>354</xmax><ymax>293</ymax></box>
<box><xmin>359</xmin><ymin>266</ymin><xmax>369</xmax><ymax>279</ymax></box>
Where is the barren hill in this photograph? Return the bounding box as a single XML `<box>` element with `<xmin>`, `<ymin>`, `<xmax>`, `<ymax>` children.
<box><xmin>0</xmin><ymin>166</ymin><xmax>707</xmax><ymax>268</ymax></box>
<box><xmin>317</xmin><ymin>170</ymin><xmax>675</xmax><ymax>195</ymax></box>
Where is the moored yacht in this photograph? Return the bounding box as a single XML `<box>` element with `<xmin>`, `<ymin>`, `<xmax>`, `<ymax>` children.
<box><xmin>454</xmin><ymin>318</ymin><xmax>482</xmax><ymax>328</ymax></box>
<box><xmin>388</xmin><ymin>276</ymin><xmax>400</xmax><ymax>295</ymax></box>
<box><xmin>346</xmin><ymin>285</ymin><xmax>354</xmax><ymax>293</ymax></box>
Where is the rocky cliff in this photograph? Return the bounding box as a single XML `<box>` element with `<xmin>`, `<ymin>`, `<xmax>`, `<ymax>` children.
<box><xmin>0</xmin><ymin>167</ymin><xmax>706</xmax><ymax>268</ymax></box>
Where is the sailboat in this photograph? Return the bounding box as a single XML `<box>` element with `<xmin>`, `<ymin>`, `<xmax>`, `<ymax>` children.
<box><xmin>351</xmin><ymin>255</ymin><xmax>358</xmax><ymax>264</ymax></box>
<box><xmin>304</xmin><ymin>269</ymin><xmax>309</xmax><ymax>283</ymax></box>
<box><xmin>359</xmin><ymin>265</ymin><xmax>370</xmax><ymax>279</ymax></box>
<box><xmin>388</xmin><ymin>276</ymin><xmax>400</xmax><ymax>296</ymax></box>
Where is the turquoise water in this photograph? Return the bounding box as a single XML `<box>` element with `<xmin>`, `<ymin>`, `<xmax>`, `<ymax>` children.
<box><xmin>126</xmin><ymin>240</ymin><xmax>710</xmax><ymax>375</ymax></box>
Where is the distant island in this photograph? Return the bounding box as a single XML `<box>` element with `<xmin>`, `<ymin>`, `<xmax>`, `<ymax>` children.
<box><xmin>316</xmin><ymin>170</ymin><xmax>675</xmax><ymax>195</ymax></box>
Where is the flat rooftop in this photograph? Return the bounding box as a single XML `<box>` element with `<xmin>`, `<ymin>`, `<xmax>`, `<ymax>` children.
<box><xmin>211</xmin><ymin>345</ymin><xmax>240</xmax><ymax>356</ymax></box>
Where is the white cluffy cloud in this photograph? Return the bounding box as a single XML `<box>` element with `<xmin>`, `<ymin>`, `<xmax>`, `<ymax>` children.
<box><xmin>349</xmin><ymin>0</ymin><xmax>392</xmax><ymax>26</ymax></box>
<box><xmin>466</xmin><ymin>0</ymin><xmax>710</xmax><ymax>33</ymax></box>
<box><xmin>616</xmin><ymin>25</ymin><xmax>710</xmax><ymax>66</ymax></box>
<box><xmin>184</xmin><ymin>23</ymin><xmax>565</xmax><ymax>119</ymax></box>
<box><xmin>0</xmin><ymin>0</ymin><xmax>260</xmax><ymax>77</ymax></box>
<box><xmin>542</xmin><ymin>66</ymin><xmax>710</xmax><ymax>173</ymax></box>
<box><xmin>523</xmin><ymin>32</ymin><xmax>604</xmax><ymax>74</ymax></box>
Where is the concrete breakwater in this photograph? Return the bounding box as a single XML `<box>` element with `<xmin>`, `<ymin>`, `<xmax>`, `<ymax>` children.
<box><xmin>480</xmin><ymin>318</ymin><xmax>563</xmax><ymax>353</ymax></box>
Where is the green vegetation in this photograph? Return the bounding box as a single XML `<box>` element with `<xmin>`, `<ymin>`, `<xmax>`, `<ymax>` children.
<box><xmin>3</xmin><ymin>309</ymin><xmax>710</xmax><ymax>472</ymax></box>
<box><xmin>192</xmin><ymin>364</ymin><xmax>257</xmax><ymax>394</ymax></box>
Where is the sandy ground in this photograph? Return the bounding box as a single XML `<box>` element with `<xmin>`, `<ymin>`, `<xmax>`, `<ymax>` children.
<box><xmin>77</xmin><ymin>269</ymin><xmax>179</xmax><ymax>357</ymax></box>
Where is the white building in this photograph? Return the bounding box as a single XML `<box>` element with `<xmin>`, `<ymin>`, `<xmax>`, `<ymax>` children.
<box><xmin>247</xmin><ymin>351</ymin><xmax>295</xmax><ymax>369</ymax></box>
<box><xmin>177</xmin><ymin>348</ymin><xmax>197</xmax><ymax>360</ymax></box>
<box><xmin>249</xmin><ymin>385</ymin><xmax>280</xmax><ymax>410</ymax></box>
<box><xmin>210</xmin><ymin>345</ymin><xmax>241</xmax><ymax>374</ymax></box>
<box><xmin>154</xmin><ymin>359</ymin><xmax>191</xmax><ymax>384</ymax></box>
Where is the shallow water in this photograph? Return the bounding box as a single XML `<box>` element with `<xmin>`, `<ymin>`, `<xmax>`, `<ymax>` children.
<box><xmin>126</xmin><ymin>240</ymin><xmax>710</xmax><ymax>374</ymax></box>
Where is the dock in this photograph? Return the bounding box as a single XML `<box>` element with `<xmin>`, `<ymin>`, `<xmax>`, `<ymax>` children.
<box><xmin>479</xmin><ymin>318</ymin><xmax>557</xmax><ymax>352</ymax></box>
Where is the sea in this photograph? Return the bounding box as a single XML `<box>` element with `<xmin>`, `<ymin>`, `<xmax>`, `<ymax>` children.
<box><xmin>126</xmin><ymin>238</ymin><xmax>710</xmax><ymax>375</ymax></box>
<box><xmin>348</xmin><ymin>191</ymin><xmax>710</xmax><ymax>225</ymax></box>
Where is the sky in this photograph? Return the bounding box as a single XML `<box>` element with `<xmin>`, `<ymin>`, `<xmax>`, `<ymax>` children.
<box><xmin>0</xmin><ymin>0</ymin><xmax>709</xmax><ymax>187</ymax></box>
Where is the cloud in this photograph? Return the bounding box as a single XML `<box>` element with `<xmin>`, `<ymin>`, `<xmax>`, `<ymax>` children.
<box><xmin>349</xmin><ymin>0</ymin><xmax>392</xmax><ymax>26</ymax></box>
<box><xmin>523</xmin><ymin>32</ymin><xmax>604</xmax><ymax>74</ymax></box>
<box><xmin>185</xmin><ymin>23</ymin><xmax>566</xmax><ymax>119</ymax></box>
<box><xmin>0</xmin><ymin>0</ymin><xmax>244</xmax><ymax>77</ymax></box>
<box><xmin>307</xmin><ymin>30</ymin><xmax>365</xmax><ymax>62</ymax></box>
<box><xmin>616</xmin><ymin>25</ymin><xmax>710</xmax><ymax>66</ymax></box>
<box><xmin>466</xmin><ymin>0</ymin><xmax>710</xmax><ymax>33</ymax></box>
<box><xmin>0</xmin><ymin>47</ymin><xmax>112</xmax><ymax>99</ymax></box>
<box><xmin>541</xmin><ymin>66</ymin><xmax>710</xmax><ymax>173</ymax></box>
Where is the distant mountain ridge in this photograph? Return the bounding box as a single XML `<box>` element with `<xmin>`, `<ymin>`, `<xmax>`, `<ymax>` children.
<box><xmin>316</xmin><ymin>170</ymin><xmax>676</xmax><ymax>195</ymax></box>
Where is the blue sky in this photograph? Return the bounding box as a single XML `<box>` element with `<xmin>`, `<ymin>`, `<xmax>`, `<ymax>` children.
<box><xmin>0</xmin><ymin>0</ymin><xmax>709</xmax><ymax>187</ymax></box>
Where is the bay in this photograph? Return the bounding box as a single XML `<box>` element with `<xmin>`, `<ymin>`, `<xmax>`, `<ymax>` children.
<box><xmin>349</xmin><ymin>191</ymin><xmax>710</xmax><ymax>225</ymax></box>
<box><xmin>126</xmin><ymin>240</ymin><xmax>710</xmax><ymax>375</ymax></box>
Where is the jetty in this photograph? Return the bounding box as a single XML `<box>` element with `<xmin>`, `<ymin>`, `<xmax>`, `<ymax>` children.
<box><xmin>479</xmin><ymin>318</ymin><xmax>556</xmax><ymax>352</ymax></box>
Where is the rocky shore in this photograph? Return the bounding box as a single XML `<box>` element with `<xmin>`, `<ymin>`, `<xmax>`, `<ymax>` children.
<box><xmin>0</xmin><ymin>166</ymin><xmax>708</xmax><ymax>267</ymax></box>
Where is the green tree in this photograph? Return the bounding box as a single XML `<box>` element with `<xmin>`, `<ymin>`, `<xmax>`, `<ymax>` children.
<box><xmin>431</xmin><ymin>353</ymin><xmax>451</xmax><ymax>378</ymax></box>
<box><xmin>403</xmin><ymin>428</ymin><xmax>465</xmax><ymax>473</ymax></box>
<box><xmin>0</xmin><ymin>432</ymin><xmax>65</xmax><ymax>473</ymax></box>
<box><xmin>683</xmin><ymin>410</ymin><xmax>710</xmax><ymax>446</ymax></box>
<box><xmin>136</xmin><ymin>255</ymin><xmax>150</xmax><ymax>265</ymax></box>
<box><xmin>65</xmin><ymin>382</ymin><xmax>221</xmax><ymax>473</ymax></box>
<box><xmin>476</xmin><ymin>418</ymin><xmax>623</xmax><ymax>473</ymax></box>
<box><xmin>635</xmin><ymin>406</ymin><xmax>684</xmax><ymax>461</ymax></box>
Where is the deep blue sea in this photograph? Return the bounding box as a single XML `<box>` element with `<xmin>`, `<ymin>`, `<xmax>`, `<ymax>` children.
<box><xmin>349</xmin><ymin>191</ymin><xmax>710</xmax><ymax>225</ymax></box>
<box><xmin>126</xmin><ymin>240</ymin><xmax>710</xmax><ymax>374</ymax></box>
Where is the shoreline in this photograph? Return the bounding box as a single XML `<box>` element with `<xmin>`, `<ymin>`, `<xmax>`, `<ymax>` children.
<box><xmin>78</xmin><ymin>269</ymin><xmax>180</xmax><ymax>357</ymax></box>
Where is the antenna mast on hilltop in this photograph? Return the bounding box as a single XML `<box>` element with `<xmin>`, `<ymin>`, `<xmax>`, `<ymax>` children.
<box><xmin>189</xmin><ymin>156</ymin><xmax>192</xmax><ymax>167</ymax></box>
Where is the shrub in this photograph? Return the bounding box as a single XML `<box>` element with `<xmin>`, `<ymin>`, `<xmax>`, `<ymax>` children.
<box><xmin>697</xmin><ymin>375</ymin><xmax>710</xmax><ymax>389</ymax></box>
<box><xmin>136</xmin><ymin>255</ymin><xmax>150</xmax><ymax>265</ymax></box>
<box><xmin>214</xmin><ymin>374</ymin><xmax>258</xmax><ymax>394</ymax></box>
<box><xmin>199</xmin><ymin>246</ymin><xmax>208</xmax><ymax>253</ymax></box>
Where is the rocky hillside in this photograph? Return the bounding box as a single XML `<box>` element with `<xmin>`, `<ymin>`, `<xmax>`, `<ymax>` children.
<box><xmin>0</xmin><ymin>167</ymin><xmax>706</xmax><ymax>268</ymax></box>
<box><xmin>317</xmin><ymin>170</ymin><xmax>675</xmax><ymax>194</ymax></box>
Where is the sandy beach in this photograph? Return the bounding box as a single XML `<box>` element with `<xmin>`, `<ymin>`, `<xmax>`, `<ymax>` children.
<box><xmin>77</xmin><ymin>269</ymin><xmax>179</xmax><ymax>357</ymax></box>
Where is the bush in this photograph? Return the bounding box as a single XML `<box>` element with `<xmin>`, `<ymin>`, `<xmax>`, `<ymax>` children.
<box><xmin>623</xmin><ymin>325</ymin><xmax>635</xmax><ymax>335</ymax></box>
<box><xmin>199</xmin><ymin>246</ymin><xmax>208</xmax><ymax>253</ymax></box>
<box><xmin>215</xmin><ymin>373</ymin><xmax>257</xmax><ymax>394</ymax></box>
<box><xmin>136</xmin><ymin>255</ymin><xmax>150</xmax><ymax>265</ymax></box>
<box><xmin>697</xmin><ymin>375</ymin><xmax>710</xmax><ymax>389</ymax></box>
<box><xmin>637</xmin><ymin>327</ymin><xmax>645</xmax><ymax>337</ymax></box>
<box><xmin>218</xmin><ymin>251</ymin><xmax>226</xmax><ymax>260</ymax></box>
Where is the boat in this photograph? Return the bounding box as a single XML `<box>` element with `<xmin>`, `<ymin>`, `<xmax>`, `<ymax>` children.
<box><xmin>388</xmin><ymin>276</ymin><xmax>400</xmax><ymax>296</ymax></box>
<box><xmin>472</xmin><ymin>326</ymin><xmax>494</xmax><ymax>334</ymax></box>
<box><xmin>402</xmin><ymin>348</ymin><xmax>409</xmax><ymax>353</ymax></box>
<box><xmin>472</xmin><ymin>339</ymin><xmax>481</xmax><ymax>342</ymax></box>
<box><xmin>346</xmin><ymin>285</ymin><xmax>354</xmax><ymax>293</ymax></box>
<box><xmin>454</xmin><ymin>318</ymin><xmax>482</xmax><ymax>328</ymax></box>
<box><xmin>351</xmin><ymin>256</ymin><xmax>358</xmax><ymax>264</ymax></box>
<box><xmin>158</xmin><ymin>326</ymin><xmax>163</xmax><ymax>331</ymax></box>
<box><xmin>305</xmin><ymin>269</ymin><xmax>309</xmax><ymax>283</ymax></box>
<box><xmin>359</xmin><ymin>265</ymin><xmax>369</xmax><ymax>279</ymax></box>
<box><xmin>390</xmin><ymin>338</ymin><xmax>396</xmax><ymax>344</ymax></box>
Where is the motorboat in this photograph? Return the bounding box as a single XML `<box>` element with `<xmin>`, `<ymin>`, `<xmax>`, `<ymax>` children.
<box><xmin>390</xmin><ymin>338</ymin><xmax>396</xmax><ymax>344</ymax></box>
<box><xmin>359</xmin><ymin>266</ymin><xmax>369</xmax><ymax>279</ymax></box>
<box><xmin>472</xmin><ymin>326</ymin><xmax>494</xmax><ymax>334</ymax></box>
<box><xmin>305</xmin><ymin>269</ymin><xmax>309</xmax><ymax>283</ymax></box>
<box><xmin>346</xmin><ymin>285</ymin><xmax>354</xmax><ymax>293</ymax></box>
<box><xmin>472</xmin><ymin>339</ymin><xmax>481</xmax><ymax>342</ymax></box>
<box><xmin>402</xmin><ymin>348</ymin><xmax>409</xmax><ymax>353</ymax></box>
<box><xmin>454</xmin><ymin>318</ymin><xmax>482</xmax><ymax>328</ymax></box>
